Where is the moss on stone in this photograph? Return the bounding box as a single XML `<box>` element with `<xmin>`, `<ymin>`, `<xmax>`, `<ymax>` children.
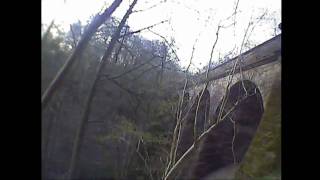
<box><xmin>235</xmin><ymin>82</ymin><xmax>281</xmax><ymax>180</ymax></box>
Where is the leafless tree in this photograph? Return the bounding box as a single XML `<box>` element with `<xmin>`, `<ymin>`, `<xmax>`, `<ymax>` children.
<box><xmin>41</xmin><ymin>0</ymin><xmax>123</xmax><ymax>107</ymax></box>
<box><xmin>162</xmin><ymin>4</ymin><xmax>272</xmax><ymax>179</ymax></box>
<box><xmin>42</xmin><ymin>20</ymin><xmax>55</xmax><ymax>41</ymax></box>
<box><xmin>66</xmin><ymin>0</ymin><xmax>138</xmax><ymax>179</ymax></box>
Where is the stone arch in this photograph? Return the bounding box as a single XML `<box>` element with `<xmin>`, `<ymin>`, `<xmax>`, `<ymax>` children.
<box><xmin>189</xmin><ymin>80</ymin><xmax>264</xmax><ymax>179</ymax></box>
<box><xmin>176</xmin><ymin>89</ymin><xmax>210</xmax><ymax>160</ymax></box>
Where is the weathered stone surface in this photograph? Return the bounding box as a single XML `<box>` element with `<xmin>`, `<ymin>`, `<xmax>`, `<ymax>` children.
<box><xmin>188</xmin><ymin>80</ymin><xmax>264</xmax><ymax>179</ymax></box>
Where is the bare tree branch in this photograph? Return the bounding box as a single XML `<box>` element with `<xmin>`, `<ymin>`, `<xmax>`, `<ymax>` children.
<box><xmin>136</xmin><ymin>138</ymin><xmax>154</xmax><ymax>180</ymax></box>
<box><xmin>148</xmin><ymin>29</ymin><xmax>181</xmax><ymax>62</ymax></box>
<box><xmin>119</xmin><ymin>20</ymin><xmax>169</xmax><ymax>39</ymax></box>
<box><xmin>103</xmin><ymin>54</ymin><xmax>161</xmax><ymax>80</ymax></box>
<box><xmin>216</xmin><ymin>18</ymin><xmax>253</xmax><ymax>126</ymax></box>
<box><xmin>104</xmin><ymin>77</ymin><xmax>142</xmax><ymax>98</ymax></box>
<box><xmin>66</xmin><ymin>1</ymin><xmax>138</xmax><ymax>179</ymax></box>
<box><xmin>114</xmin><ymin>26</ymin><xmax>129</xmax><ymax>63</ymax></box>
<box><xmin>130</xmin><ymin>64</ymin><xmax>161</xmax><ymax>81</ymax></box>
<box><xmin>164</xmin><ymin>34</ymin><xmax>199</xmax><ymax>178</ymax></box>
<box><xmin>164</xmin><ymin>92</ymin><xmax>250</xmax><ymax>180</ymax></box>
<box><xmin>41</xmin><ymin>0</ymin><xmax>124</xmax><ymax>107</ymax></box>
<box><xmin>42</xmin><ymin>20</ymin><xmax>55</xmax><ymax>41</ymax></box>
<box><xmin>158</xmin><ymin>42</ymin><xmax>167</xmax><ymax>86</ymax></box>
<box><xmin>163</xmin><ymin>9</ymin><xmax>263</xmax><ymax>178</ymax></box>
<box><xmin>230</xmin><ymin>117</ymin><xmax>237</xmax><ymax>164</ymax></box>
<box><xmin>193</xmin><ymin>25</ymin><xmax>221</xmax><ymax>145</ymax></box>
<box><xmin>116</xmin><ymin>39</ymin><xmax>136</xmax><ymax>61</ymax></box>
<box><xmin>69</xmin><ymin>24</ymin><xmax>78</xmax><ymax>48</ymax></box>
<box><xmin>132</xmin><ymin>0</ymin><xmax>166</xmax><ymax>13</ymax></box>
<box><xmin>42</xmin><ymin>2</ymin><xmax>124</xmax><ymax>179</ymax></box>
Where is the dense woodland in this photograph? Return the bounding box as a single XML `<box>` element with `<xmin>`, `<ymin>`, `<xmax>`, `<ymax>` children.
<box><xmin>42</xmin><ymin>14</ymin><xmax>191</xmax><ymax>180</ymax></box>
<box><xmin>42</xmin><ymin>0</ymin><xmax>281</xmax><ymax>179</ymax></box>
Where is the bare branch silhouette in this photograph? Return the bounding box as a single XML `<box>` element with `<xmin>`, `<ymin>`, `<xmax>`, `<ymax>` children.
<box><xmin>66</xmin><ymin>0</ymin><xmax>138</xmax><ymax>179</ymax></box>
<box><xmin>42</xmin><ymin>0</ymin><xmax>124</xmax><ymax>107</ymax></box>
<box><xmin>119</xmin><ymin>20</ymin><xmax>169</xmax><ymax>39</ymax></box>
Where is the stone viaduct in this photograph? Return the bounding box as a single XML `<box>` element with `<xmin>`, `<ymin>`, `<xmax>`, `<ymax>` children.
<box><xmin>175</xmin><ymin>34</ymin><xmax>281</xmax><ymax>179</ymax></box>
<box><xmin>43</xmin><ymin>33</ymin><xmax>281</xmax><ymax>180</ymax></box>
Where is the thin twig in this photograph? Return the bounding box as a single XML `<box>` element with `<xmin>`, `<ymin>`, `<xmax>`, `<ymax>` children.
<box><xmin>230</xmin><ymin>117</ymin><xmax>237</xmax><ymax>164</ymax></box>
<box><xmin>106</xmin><ymin>54</ymin><xmax>161</xmax><ymax>80</ymax></box>
<box><xmin>216</xmin><ymin>18</ymin><xmax>253</xmax><ymax>125</ymax></box>
<box><xmin>165</xmin><ymin>14</ymin><xmax>262</xmax><ymax>179</ymax></box>
<box><xmin>148</xmin><ymin>29</ymin><xmax>181</xmax><ymax>62</ymax></box>
<box><xmin>173</xmin><ymin>40</ymin><xmax>197</xmax><ymax>159</ymax></box>
<box><xmin>136</xmin><ymin>138</ymin><xmax>154</xmax><ymax>180</ymax></box>
<box><xmin>164</xmin><ymin>35</ymin><xmax>197</xmax><ymax>178</ymax></box>
<box><xmin>130</xmin><ymin>64</ymin><xmax>161</xmax><ymax>81</ymax></box>
<box><xmin>193</xmin><ymin>25</ymin><xmax>221</xmax><ymax>144</ymax></box>
<box><xmin>69</xmin><ymin>24</ymin><xmax>78</xmax><ymax>48</ymax></box>
<box><xmin>119</xmin><ymin>20</ymin><xmax>169</xmax><ymax>39</ymax></box>
<box><xmin>164</xmin><ymin>93</ymin><xmax>248</xmax><ymax>180</ymax></box>
<box><xmin>116</xmin><ymin>39</ymin><xmax>136</xmax><ymax>61</ymax></box>
<box><xmin>66</xmin><ymin>1</ymin><xmax>137</xmax><ymax>179</ymax></box>
<box><xmin>114</xmin><ymin>26</ymin><xmax>129</xmax><ymax>63</ymax></box>
<box><xmin>132</xmin><ymin>0</ymin><xmax>166</xmax><ymax>13</ymax></box>
<box><xmin>42</xmin><ymin>20</ymin><xmax>55</xmax><ymax>41</ymax></box>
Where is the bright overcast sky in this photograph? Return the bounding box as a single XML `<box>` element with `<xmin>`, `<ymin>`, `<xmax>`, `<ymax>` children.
<box><xmin>42</xmin><ymin>0</ymin><xmax>281</xmax><ymax>71</ymax></box>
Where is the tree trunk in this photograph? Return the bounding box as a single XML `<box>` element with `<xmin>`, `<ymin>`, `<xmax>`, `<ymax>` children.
<box><xmin>42</xmin><ymin>1</ymin><xmax>123</xmax><ymax>179</ymax></box>
<box><xmin>41</xmin><ymin>0</ymin><xmax>123</xmax><ymax>108</ymax></box>
<box><xmin>158</xmin><ymin>43</ymin><xmax>167</xmax><ymax>87</ymax></box>
<box><xmin>66</xmin><ymin>0</ymin><xmax>138</xmax><ymax>179</ymax></box>
<box><xmin>42</xmin><ymin>20</ymin><xmax>55</xmax><ymax>42</ymax></box>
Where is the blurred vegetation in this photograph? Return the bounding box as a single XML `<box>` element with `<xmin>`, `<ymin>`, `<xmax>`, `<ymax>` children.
<box><xmin>42</xmin><ymin>16</ymin><xmax>186</xmax><ymax>179</ymax></box>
